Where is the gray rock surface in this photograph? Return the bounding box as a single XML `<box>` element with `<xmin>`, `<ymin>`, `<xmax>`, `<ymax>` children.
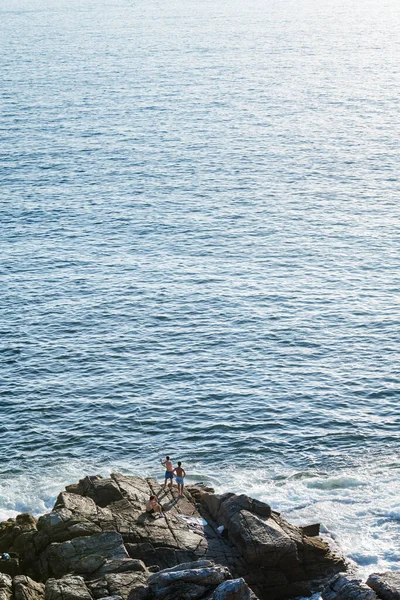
<box><xmin>0</xmin><ymin>574</ymin><xmax>12</xmax><ymax>600</ymax></box>
<box><xmin>322</xmin><ymin>573</ymin><xmax>379</xmax><ymax>600</ymax></box>
<box><xmin>13</xmin><ymin>576</ymin><xmax>45</xmax><ymax>600</ymax></box>
<box><xmin>127</xmin><ymin>561</ymin><xmax>231</xmax><ymax>600</ymax></box>
<box><xmin>44</xmin><ymin>576</ymin><xmax>92</xmax><ymax>600</ymax></box>
<box><xmin>147</xmin><ymin>564</ymin><xmax>230</xmax><ymax>593</ymax></box>
<box><xmin>367</xmin><ymin>572</ymin><xmax>400</xmax><ymax>600</ymax></box>
<box><xmin>43</xmin><ymin>531</ymin><xmax>132</xmax><ymax>579</ymax></box>
<box><xmin>212</xmin><ymin>578</ymin><xmax>251</xmax><ymax>599</ymax></box>
<box><xmin>193</xmin><ymin>487</ymin><xmax>347</xmax><ymax>599</ymax></box>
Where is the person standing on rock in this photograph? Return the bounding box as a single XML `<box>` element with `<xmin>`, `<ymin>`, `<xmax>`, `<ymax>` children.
<box><xmin>173</xmin><ymin>461</ymin><xmax>186</xmax><ymax>497</ymax></box>
<box><xmin>161</xmin><ymin>455</ymin><xmax>174</xmax><ymax>489</ymax></box>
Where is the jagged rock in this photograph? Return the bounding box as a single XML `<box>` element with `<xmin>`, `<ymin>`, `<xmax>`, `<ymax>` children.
<box><xmin>301</xmin><ymin>524</ymin><xmax>320</xmax><ymax>537</ymax></box>
<box><xmin>193</xmin><ymin>490</ymin><xmax>346</xmax><ymax>599</ymax></box>
<box><xmin>43</xmin><ymin>531</ymin><xmax>133</xmax><ymax>578</ymax></box>
<box><xmin>0</xmin><ymin>574</ymin><xmax>12</xmax><ymax>600</ymax></box>
<box><xmin>45</xmin><ymin>576</ymin><xmax>92</xmax><ymax>600</ymax></box>
<box><xmin>367</xmin><ymin>572</ymin><xmax>400</xmax><ymax>600</ymax></box>
<box><xmin>88</xmin><ymin>573</ymin><xmax>148</xmax><ymax>600</ymax></box>
<box><xmin>0</xmin><ymin>557</ymin><xmax>19</xmax><ymax>577</ymax></box>
<box><xmin>322</xmin><ymin>573</ymin><xmax>378</xmax><ymax>600</ymax></box>
<box><xmin>213</xmin><ymin>578</ymin><xmax>251</xmax><ymax>599</ymax></box>
<box><xmin>128</xmin><ymin>561</ymin><xmax>232</xmax><ymax>600</ymax></box>
<box><xmin>0</xmin><ymin>473</ymin><xmax>348</xmax><ymax>600</ymax></box>
<box><xmin>13</xmin><ymin>575</ymin><xmax>45</xmax><ymax>600</ymax></box>
<box><xmin>156</xmin><ymin>581</ymin><xmax>207</xmax><ymax>599</ymax></box>
<box><xmin>147</xmin><ymin>563</ymin><xmax>230</xmax><ymax>592</ymax></box>
<box><xmin>127</xmin><ymin>587</ymin><xmax>149</xmax><ymax>600</ymax></box>
<box><xmin>0</xmin><ymin>515</ymin><xmax>38</xmax><ymax>566</ymax></box>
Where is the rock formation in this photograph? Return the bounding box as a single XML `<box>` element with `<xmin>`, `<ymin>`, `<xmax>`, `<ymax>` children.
<box><xmin>0</xmin><ymin>473</ymin><xmax>397</xmax><ymax>600</ymax></box>
<box><xmin>321</xmin><ymin>572</ymin><xmax>400</xmax><ymax>600</ymax></box>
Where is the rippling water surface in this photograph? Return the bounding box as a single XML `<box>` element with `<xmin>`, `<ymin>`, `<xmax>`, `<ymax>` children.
<box><xmin>1</xmin><ymin>0</ymin><xmax>399</xmax><ymax>580</ymax></box>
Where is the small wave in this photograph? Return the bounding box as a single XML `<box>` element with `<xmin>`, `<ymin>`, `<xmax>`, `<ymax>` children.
<box><xmin>287</xmin><ymin>471</ymin><xmax>327</xmax><ymax>481</ymax></box>
<box><xmin>349</xmin><ymin>553</ymin><xmax>379</xmax><ymax>566</ymax></box>
<box><xmin>367</xmin><ymin>389</ymin><xmax>400</xmax><ymax>399</ymax></box>
<box><xmin>306</xmin><ymin>476</ymin><xmax>365</xmax><ymax>490</ymax></box>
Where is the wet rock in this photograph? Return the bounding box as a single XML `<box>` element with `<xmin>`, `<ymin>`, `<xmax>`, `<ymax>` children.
<box><xmin>322</xmin><ymin>573</ymin><xmax>379</xmax><ymax>600</ymax></box>
<box><xmin>13</xmin><ymin>575</ymin><xmax>45</xmax><ymax>600</ymax></box>
<box><xmin>367</xmin><ymin>572</ymin><xmax>400</xmax><ymax>600</ymax></box>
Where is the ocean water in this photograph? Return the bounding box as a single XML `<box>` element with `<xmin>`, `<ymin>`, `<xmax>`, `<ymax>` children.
<box><xmin>1</xmin><ymin>0</ymin><xmax>399</xmax><ymax>585</ymax></box>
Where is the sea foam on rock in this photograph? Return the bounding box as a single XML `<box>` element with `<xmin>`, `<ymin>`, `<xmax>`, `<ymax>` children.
<box><xmin>0</xmin><ymin>472</ymin><xmax>395</xmax><ymax>600</ymax></box>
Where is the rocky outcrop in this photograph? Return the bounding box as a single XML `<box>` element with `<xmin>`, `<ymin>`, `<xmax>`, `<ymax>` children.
<box><xmin>127</xmin><ymin>561</ymin><xmax>255</xmax><ymax>600</ymax></box>
<box><xmin>322</xmin><ymin>574</ymin><xmax>379</xmax><ymax>600</ymax></box>
<box><xmin>322</xmin><ymin>572</ymin><xmax>400</xmax><ymax>600</ymax></box>
<box><xmin>190</xmin><ymin>488</ymin><xmax>347</xmax><ymax>600</ymax></box>
<box><xmin>212</xmin><ymin>578</ymin><xmax>254</xmax><ymax>599</ymax></box>
<box><xmin>0</xmin><ymin>574</ymin><xmax>13</xmax><ymax>600</ymax></box>
<box><xmin>367</xmin><ymin>573</ymin><xmax>400</xmax><ymax>600</ymax></box>
<box><xmin>45</xmin><ymin>576</ymin><xmax>93</xmax><ymax>600</ymax></box>
<box><xmin>13</xmin><ymin>576</ymin><xmax>44</xmax><ymax>600</ymax></box>
<box><xmin>0</xmin><ymin>473</ymin><xmax>352</xmax><ymax>600</ymax></box>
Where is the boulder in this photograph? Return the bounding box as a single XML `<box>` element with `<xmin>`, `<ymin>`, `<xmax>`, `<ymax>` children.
<box><xmin>147</xmin><ymin>564</ymin><xmax>230</xmax><ymax>593</ymax></box>
<box><xmin>0</xmin><ymin>557</ymin><xmax>20</xmax><ymax>577</ymax></box>
<box><xmin>127</xmin><ymin>561</ymin><xmax>234</xmax><ymax>600</ymax></box>
<box><xmin>300</xmin><ymin>524</ymin><xmax>320</xmax><ymax>537</ymax></box>
<box><xmin>194</xmin><ymin>490</ymin><xmax>346</xmax><ymax>599</ymax></box>
<box><xmin>88</xmin><ymin>573</ymin><xmax>148</xmax><ymax>600</ymax></box>
<box><xmin>13</xmin><ymin>575</ymin><xmax>45</xmax><ymax>600</ymax></box>
<box><xmin>0</xmin><ymin>516</ymin><xmax>37</xmax><ymax>555</ymax></box>
<box><xmin>0</xmin><ymin>573</ymin><xmax>12</xmax><ymax>600</ymax></box>
<box><xmin>43</xmin><ymin>531</ymin><xmax>132</xmax><ymax>578</ymax></box>
<box><xmin>367</xmin><ymin>572</ymin><xmax>400</xmax><ymax>600</ymax></box>
<box><xmin>322</xmin><ymin>573</ymin><xmax>379</xmax><ymax>600</ymax></box>
<box><xmin>45</xmin><ymin>576</ymin><xmax>93</xmax><ymax>600</ymax></box>
<box><xmin>213</xmin><ymin>578</ymin><xmax>252</xmax><ymax>599</ymax></box>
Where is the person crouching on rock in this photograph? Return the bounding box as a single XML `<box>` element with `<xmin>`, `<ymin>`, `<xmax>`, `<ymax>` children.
<box><xmin>174</xmin><ymin>461</ymin><xmax>186</xmax><ymax>497</ymax></box>
<box><xmin>146</xmin><ymin>495</ymin><xmax>164</xmax><ymax>518</ymax></box>
<box><xmin>161</xmin><ymin>455</ymin><xmax>174</xmax><ymax>489</ymax></box>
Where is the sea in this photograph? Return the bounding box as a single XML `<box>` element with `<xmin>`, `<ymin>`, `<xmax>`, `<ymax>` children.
<box><xmin>1</xmin><ymin>0</ymin><xmax>399</xmax><ymax>588</ymax></box>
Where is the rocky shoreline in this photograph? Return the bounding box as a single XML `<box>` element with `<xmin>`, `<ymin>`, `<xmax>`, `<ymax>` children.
<box><xmin>0</xmin><ymin>473</ymin><xmax>399</xmax><ymax>600</ymax></box>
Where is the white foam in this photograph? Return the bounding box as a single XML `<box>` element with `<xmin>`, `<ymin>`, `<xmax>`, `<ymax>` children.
<box><xmin>214</xmin><ymin>456</ymin><xmax>400</xmax><ymax>580</ymax></box>
<box><xmin>0</xmin><ymin>508</ymin><xmax>19</xmax><ymax>522</ymax></box>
